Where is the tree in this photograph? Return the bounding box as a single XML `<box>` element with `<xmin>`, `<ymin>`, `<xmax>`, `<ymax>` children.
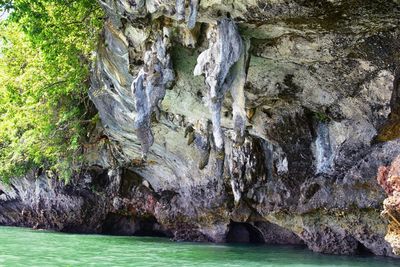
<box><xmin>0</xmin><ymin>0</ymin><xmax>103</xmax><ymax>181</ymax></box>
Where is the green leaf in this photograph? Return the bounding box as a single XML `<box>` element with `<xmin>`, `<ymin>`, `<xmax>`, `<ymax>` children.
<box><xmin>0</xmin><ymin>0</ymin><xmax>103</xmax><ymax>181</ymax></box>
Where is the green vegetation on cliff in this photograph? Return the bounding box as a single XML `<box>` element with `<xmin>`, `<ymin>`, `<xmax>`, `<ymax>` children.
<box><xmin>0</xmin><ymin>0</ymin><xmax>103</xmax><ymax>181</ymax></box>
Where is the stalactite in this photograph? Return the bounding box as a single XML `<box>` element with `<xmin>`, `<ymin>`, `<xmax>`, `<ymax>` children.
<box><xmin>175</xmin><ymin>0</ymin><xmax>199</xmax><ymax>29</ymax></box>
<box><xmin>176</xmin><ymin>0</ymin><xmax>186</xmax><ymax>22</ymax></box>
<box><xmin>131</xmin><ymin>28</ymin><xmax>174</xmax><ymax>160</ymax></box>
<box><xmin>194</xmin><ymin>18</ymin><xmax>245</xmax><ymax>153</ymax></box>
<box><xmin>314</xmin><ymin>122</ymin><xmax>333</xmax><ymax>174</ymax></box>
<box><xmin>196</xmin><ymin>121</ymin><xmax>212</xmax><ymax>170</ymax></box>
<box><xmin>229</xmin><ymin>39</ymin><xmax>250</xmax><ymax>146</ymax></box>
<box><xmin>188</xmin><ymin>0</ymin><xmax>199</xmax><ymax>29</ymax></box>
<box><xmin>132</xmin><ymin>70</ymin><xmax>153</xmax><ymax>159</ymax></box>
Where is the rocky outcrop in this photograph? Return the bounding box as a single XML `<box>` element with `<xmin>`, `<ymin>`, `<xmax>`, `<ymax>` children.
<box><xmin>2</xmin><ymin>0</ymin><xmax>400</xmax><ymax>257</ymax></box>
<box><xmin>0</xmin><ymin>165</ymin><xmax>170</xmax><ymax>237</ymax></box>
<box><xmin>378</xmin><ymin>156</ymin><xmax>400</xmax><ymax>255</ymax></box>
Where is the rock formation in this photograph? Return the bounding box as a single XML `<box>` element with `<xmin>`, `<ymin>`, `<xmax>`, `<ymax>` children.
<box><xmin>132</xmin><ymin>29</ymin><xmax>174</xmax><ymax>159</ymax></box>
<box><xmin>2</xmin><ymin>0</ymin><xmax>400</xmax><ymax>257</ymax></box>
<box><xmin>378</xmin><ymin>156</ymin><xmax>400</xmax><ymax>255</ymax></box>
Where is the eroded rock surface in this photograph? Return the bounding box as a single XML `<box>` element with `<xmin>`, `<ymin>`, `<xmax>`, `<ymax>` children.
<box><xmin>2</xmin><ymin>0</ymin><xmax>400</xmax><ymax>257</ymax></box>
<box><xmin>378</xmin><ymin>156</ymin><xmax>400</xmax><ymax>255</ymax></box>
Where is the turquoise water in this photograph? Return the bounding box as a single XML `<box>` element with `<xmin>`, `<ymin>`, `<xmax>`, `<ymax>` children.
<box><xmin>0</xmin><ymin>226</ymin><xmax>399</xmax><ymax>267</ymax></box>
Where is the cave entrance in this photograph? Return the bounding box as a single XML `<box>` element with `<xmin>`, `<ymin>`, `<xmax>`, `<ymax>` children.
<box><xmin>134</xmin><ymin>216</ymin><xmax>167</xmax><ymax>237</ymax></box>
<box><xmin>226</xmin><ymin>222</ymin><xmax>264</xmax><ymax>244</ymax></box>
<box><xmin>356</xmin><ymin>241</ymin><xmax>374</xmax><ymax>256</ymax></box>
<box><xmin>101</xmin><ymin>213</ymin><xmax>168</xmax><ymax>237</ymax></box>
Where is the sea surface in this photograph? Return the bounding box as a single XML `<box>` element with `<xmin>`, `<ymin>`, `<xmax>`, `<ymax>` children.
<box><xmin>0</xmin><ymin>226</ymin><xmax>399</xmax><ymax>267</ymax></box>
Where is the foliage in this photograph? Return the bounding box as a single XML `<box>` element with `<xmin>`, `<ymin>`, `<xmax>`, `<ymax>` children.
<box><xmin>313</xmin><ymin>111</ymin><xmax>331</xmax><ymax>123</ymax></box>
<box><xmin>0</xmin><ymin>0</ymin><xmax>103</xmax><ymax>181</ymax></box>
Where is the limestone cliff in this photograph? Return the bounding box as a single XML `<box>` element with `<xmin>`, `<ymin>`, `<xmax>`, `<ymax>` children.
<box><xmin>2</xmin><ymin>0</ymin><xmax>400</xmax><ymax>257</ymax></box>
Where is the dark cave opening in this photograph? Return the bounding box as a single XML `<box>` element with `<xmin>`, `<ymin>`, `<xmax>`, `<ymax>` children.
<box><xmin>101</xmin><ymin>213</ymin><xmax>167</xmax><ymax>237</ymax></box>
<box><xmin>89</xmin><ymin>166</ymin><xmax>110</xmax><ymax>189</ymax></box>
<box><xmin>101</xmin><ymin>213</ymin><xmax>136</xmax><ymax>236</ymax></box>
<box><xmin>356</xmin><ymin>241</ymin><xmax>374</xmax><ymax>256</ymax></box>
<box><xmin>134</xmin><ymin>216</ymin><xmax>168</xmax><ymax>237</ymax></box>
<box><xmin>226</xmin><ymin>222</ymin><xmax>265</xmax><ymax>244</ymax></box>
<box><xmin>119</xmin><ymin>168</ymin><xmax>143</xmax><ymax>197</ymax></box>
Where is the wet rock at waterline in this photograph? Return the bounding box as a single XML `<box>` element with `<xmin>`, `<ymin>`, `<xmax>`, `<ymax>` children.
<box><xmin>2</xmin><ymin>0</ymin><xmax>400</xmax><ymax>257</ymax></box>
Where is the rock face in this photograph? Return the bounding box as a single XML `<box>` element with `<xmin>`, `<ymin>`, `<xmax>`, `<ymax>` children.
<box><xmin>0</xmin><ymin>166</ymin><xmax>170</xmax><ymax>237</ymax></box>
<box><xmin>2</xmin><ymin>0</ymin><xmax>400</xmax><ymax>257</ymax></box>
<box><xmin>378</xmin><ymin>156</ymin><xmax>400</xmax><ymax>255</ymax></box>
